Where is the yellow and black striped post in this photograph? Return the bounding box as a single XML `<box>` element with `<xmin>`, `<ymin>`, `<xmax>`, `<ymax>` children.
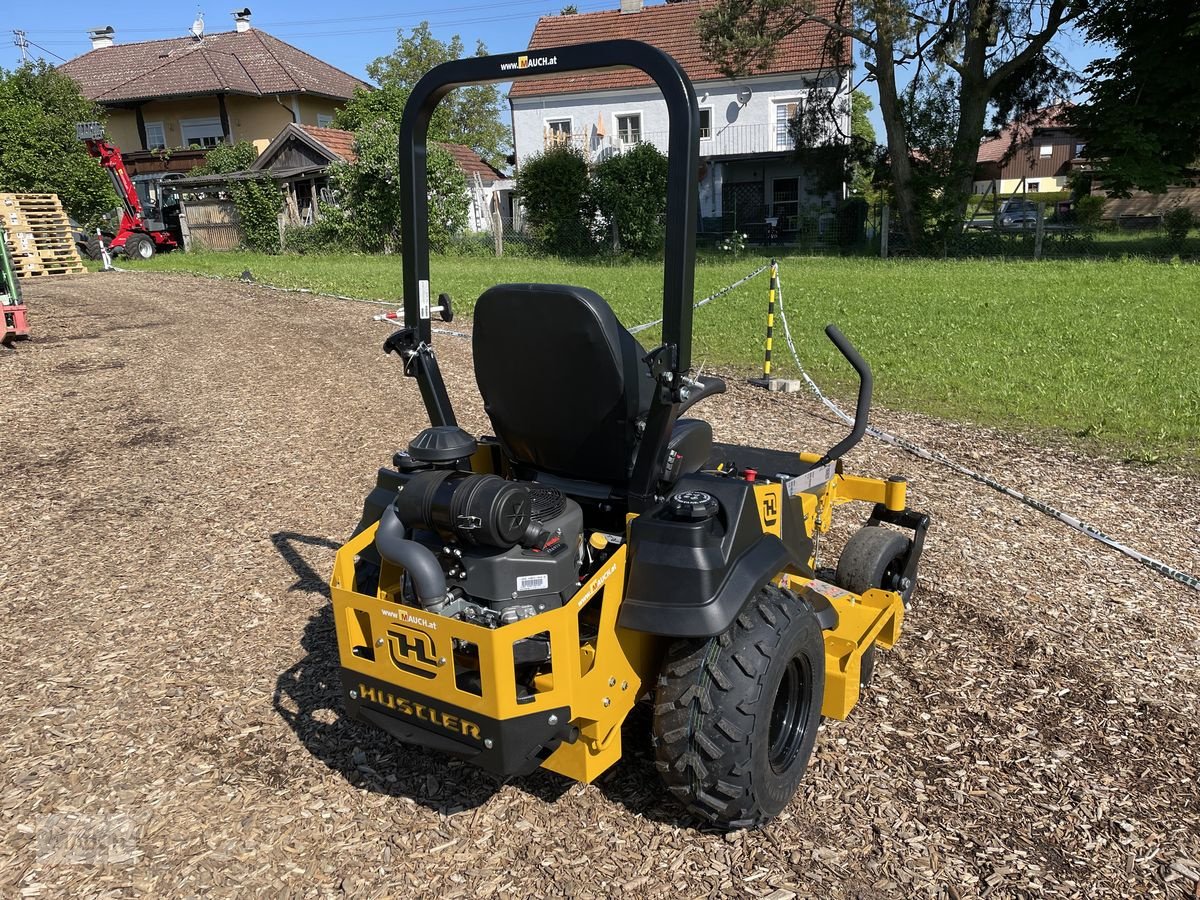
<box><xmin>762</xmin><ymin>259</ymin><xmax>778</xmax><ymax>379</ymax></box>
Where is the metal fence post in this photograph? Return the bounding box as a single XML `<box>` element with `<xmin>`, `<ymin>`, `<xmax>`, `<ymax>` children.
<box><xmin>880</xmin><ymin>206</ymin><xmax>890</xmax><ymax>259</ymax></box>
<box><xmin>1034</xmin><ymin>202</ymin><xmax>1046</xmax><ymax>261</ymax></box>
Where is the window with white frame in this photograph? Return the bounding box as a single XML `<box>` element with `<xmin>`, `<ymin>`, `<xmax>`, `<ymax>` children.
<box><xmin>1038</xmin><ymin>144</ymin><xmax>1053</xmax><ymax>157</ymax></box>
<box><xmin>775</xmin><ymin>100</ymin><xmax>800</xmax><ymax>149</ymax></box>
<box><xmin>1027</xmin><ymin>181</ymin><xmax>1040</xmax><ymax>192</ymax></box>
<box><xmin>317</xmin><ymin>114</ymin><xmax>334</xmax><ymax>128</ymax></box>
<box><xmin>180</xmin><ymin>117</ymin><xmax>225</xmax><ymax>148</ymax></box>
<box><xmin>545</xmin><ymin>118</ymin><xmax>572</xmax><ymax>147</ymax></box>
<box><xmin>699</xmin><ymin>108</ymin><xmax>712</xmax><ymax>140</ymax></box>
<box><xmin>616</xmin><ymin>113</ymin><xmax>641</xmax><ymax>145</ymax></box>
<box><xmin>144</xmin><ymin>121</ymin><xmax>166</xmax><ymax>150</ymax></box>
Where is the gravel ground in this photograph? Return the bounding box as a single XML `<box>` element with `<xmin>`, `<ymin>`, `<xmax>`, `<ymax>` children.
<box><xmin>2</xmin><ymin>272</ymin><xmax>1198</xmax><ymax>900</ymax></box>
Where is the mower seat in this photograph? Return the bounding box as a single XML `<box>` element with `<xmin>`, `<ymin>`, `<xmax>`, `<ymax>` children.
<box><xmin>475</xmin><ymin>283</ymin><xmax>704</xmax><ymax>487</ymax></box>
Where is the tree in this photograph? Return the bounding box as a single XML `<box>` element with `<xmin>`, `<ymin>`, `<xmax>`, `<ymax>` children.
<box><xmin>593</xmin><ymin>142</ymin><xmax>669</xmax><ymax>256</ymax></box>
<box><xmin>0</xmin><ymin>62</ymin><xmax>117</xmax><ymax>224</ymax></box>
<box><xmin>1069</xmin><ymin>2</ymin><xmax>1200</xmax><ymax>196</ymax></box>
<box><xmin>330</xmin><ymin>122</ymin><xmax>467</xmax><ymax>253</ymax></box>
<box><xmin>334</xmin><ymin>23</ymin><xmax>510</xmax><ymax>169</ymax></box>
<box><xmin>848</xmin><ymin>89</ymin><xmax>878</xmax><ymax>198</ymax></box>
<box><xmin>698</xmin><ymin>1</ymin><xmax>1080</xmax><ymax>245</ymax></box>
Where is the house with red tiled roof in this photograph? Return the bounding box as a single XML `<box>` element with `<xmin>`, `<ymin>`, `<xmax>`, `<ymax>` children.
<box><xmin>509</xmin><ymin>0</ymin><xmax>851</xmax><ymax>233</ymax></box>
<box><xmin>974</xmin><ymin>105</ymin><xmax>1085</xmax><ymax>196</ymax></box>
<box><xmin>172</xmin><ymin>123</ymin><xmax>511</xmax><ymax>245</ymax></box>
<box><xmin>58</xmin><ymin>11</ymin><xmax>366</xmax><ymax>183</ymax></box>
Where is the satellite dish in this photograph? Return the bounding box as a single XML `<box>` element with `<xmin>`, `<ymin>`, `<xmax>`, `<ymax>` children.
<box><xmin>736</xmin><ymin>86</ymin><xmax>753</xmax><ymax>106</ymax></box>
<box><xmin>190</xmin><ymin>12</ymin><xmax>205</xmax><ymax>38</ymax></box>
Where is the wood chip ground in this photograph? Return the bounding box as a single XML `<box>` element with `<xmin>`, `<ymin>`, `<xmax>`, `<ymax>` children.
<box><xmin>2</xmin><ymin>273</ymin><xmax>1197</xmax><ymax>899</ymax></box>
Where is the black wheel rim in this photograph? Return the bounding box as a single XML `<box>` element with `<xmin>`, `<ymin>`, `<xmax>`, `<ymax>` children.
<box><xmin>768</xmin><ymin>656</ymin><xmax>811</xmax><ymax>774</ymax></box>
<box><xmin>882</xmin><ymin>555</ymin><xmax>904</xmax><ymax>592</ymax></box>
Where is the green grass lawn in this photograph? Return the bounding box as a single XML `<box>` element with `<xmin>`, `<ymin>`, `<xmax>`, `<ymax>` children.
<box><xmin>126</xmin><ymin>250</ymin><xmax>1200</xmax><ymax>464</ymax></box>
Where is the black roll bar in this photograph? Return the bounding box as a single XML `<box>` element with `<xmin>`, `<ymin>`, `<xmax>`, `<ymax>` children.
<box><xmin>395</xmin><ymin>40</ymin><xmax>699</xmax><ymax>441</ymax></box>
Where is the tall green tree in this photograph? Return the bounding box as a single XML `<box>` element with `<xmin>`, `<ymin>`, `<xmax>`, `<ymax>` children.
<box><xmin>848</xmin><ymin>89</ymin><xmax>877</xmax><ymax>197</ymax></box>
<box><xmin>698</xmin><ymin>1</ymin><xmax>1080</xmax><ymax>244</ymax></box>
<box><xmin>1069</xmin><ymin>2</ymin><xmax>1200</xmax><ymax>195</ymax></box>
<box><xmin>334</xmin><ymin>23</ymin><xmax>510</xmax><ymax>168</ymax></box>
<box><xmin>0</xmin><ymin>62</ymin><xmax>117</xmax><ymax>223</ymax></box>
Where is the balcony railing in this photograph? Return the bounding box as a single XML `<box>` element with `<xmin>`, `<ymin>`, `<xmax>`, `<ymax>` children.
<box><xmin>541</xmin><ymin>123</ymin><xmax>790</xmax><ymax>160</ymax></box>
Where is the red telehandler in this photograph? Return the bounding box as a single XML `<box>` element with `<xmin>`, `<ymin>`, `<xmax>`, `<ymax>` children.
<box><xmin>76</xmin><ymin>122</ymin><xmax>181</xmax><ymax>260</ymax></box>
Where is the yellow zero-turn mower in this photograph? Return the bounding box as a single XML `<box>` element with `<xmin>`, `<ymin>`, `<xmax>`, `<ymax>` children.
<box><xmin>330</xmin><ymin>40</ymin><xmax>929</xmax><ymax>829</ymax></box>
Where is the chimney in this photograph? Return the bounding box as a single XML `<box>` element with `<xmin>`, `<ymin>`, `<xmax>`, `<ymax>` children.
<box><xmin>88</xmin><ymin>25</ymin><xmax>115</xmax><ymax>50</ymax></box>
<box><xmin>619</xmin><ymin>0</ymin><xmax>643</xmax><ymax>12</ymax></box>
<box><xmin>233</xmin><ymin>8</ymin><xmax>252</xmax><ymax>32</ymax></box>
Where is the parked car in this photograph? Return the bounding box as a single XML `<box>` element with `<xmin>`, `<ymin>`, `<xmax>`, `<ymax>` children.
<box><xmin>998</xmin><ymin>199</ymin><xmax>1039</xmax><ymax>228</ymax></box>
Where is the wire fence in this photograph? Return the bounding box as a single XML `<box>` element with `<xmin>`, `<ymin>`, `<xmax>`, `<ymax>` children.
<box><xmin>440</xmin><ymin>204</ymin><xmax>1196</xmax><ymax>262</ymax></box>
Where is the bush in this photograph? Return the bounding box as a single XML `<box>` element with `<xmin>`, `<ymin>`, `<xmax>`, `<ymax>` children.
<box><xmin>592</xmin><ymin>143</ymin><xmax>668</xmax><ymax>256</ymax></box>
<box><xmin>1163</xmin><ymin>205</ymin><xmax>1195</xmax><ymax>252</ymax></box>
<box><xmin>515</xmin><ymin>145</ymin><xmax>597</xmax><ymax>256</ymax></box>
<box><xmin>1074</xmin><ymin>194</ymin><xmax>1105</xmax><ymax>229</ymax></box>
<box><xmin>282</xmin><ymin>206</ymin><xmax>359</xmax><ymax>254</ymax></box>
<box><xmin>229</xmin><ymin>177</ymin><xmax>282</xmax><ymax>254</ymax></box>
<box><xmin>189</xmin><ymin>141</ymin><xmax>259</xmax><ymax>176</ymax></box>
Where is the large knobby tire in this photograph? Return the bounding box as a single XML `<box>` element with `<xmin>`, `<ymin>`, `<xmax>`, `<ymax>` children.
<box><xmin>123</xmin><ymin>234</ymin><xmax>155</xmax><ymax>260</ymax></box>
<box><xmin>652</xmin><ymin>584</ymin><xmax>825</xmax><ymax>829</ymax></box>
<box><xmin>834</xmin><ymin>526</ymin><xmax>912</xmax><ymax>688</ymax></box>
<box><xmin>84</xmin><ymin>237</ymin><xmax>104</xmax><ymax>261</ymax></box>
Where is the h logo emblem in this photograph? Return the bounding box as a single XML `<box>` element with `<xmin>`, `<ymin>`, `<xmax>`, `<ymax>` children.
<box><xmin>388</xmin><ymin>625</ymin><xmax>439</xmax><ymax>678</ymax></box>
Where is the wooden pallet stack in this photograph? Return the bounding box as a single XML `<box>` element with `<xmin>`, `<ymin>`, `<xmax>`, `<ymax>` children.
<box><xmin>1</xmin><ymin>193</ymin><xmax>86</xmax><ymax>278</ymax></box>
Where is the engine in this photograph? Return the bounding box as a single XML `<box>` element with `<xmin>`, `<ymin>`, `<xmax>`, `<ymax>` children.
<box><xmin>391</xmin><ymin>469</ymin><xmax>586</xmax><ymax>628</ymax></box>
<box><xmin>366</xmin><ymin>426</ymin><xmax>595</xmax><ymax>631</ymax></box>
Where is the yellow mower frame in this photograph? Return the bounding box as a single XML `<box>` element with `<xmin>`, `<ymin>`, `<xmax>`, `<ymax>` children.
<box><xmin>331</xmin><ymin>459</ymin><xmax>910</xmax><ymax>784</ymax></box>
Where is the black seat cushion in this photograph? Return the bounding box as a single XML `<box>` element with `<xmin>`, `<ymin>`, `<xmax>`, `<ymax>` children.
<box><xmin>473</xmin><ymin>284</ymin><xmax>654</xmax><ymax>484</ymax></box>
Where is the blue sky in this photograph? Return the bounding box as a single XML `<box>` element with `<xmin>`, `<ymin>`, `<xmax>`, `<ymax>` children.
<box><xmin>4</xmin><ymin>1</ymin><xmax>1108</xmax><ymax>137</ymax></box>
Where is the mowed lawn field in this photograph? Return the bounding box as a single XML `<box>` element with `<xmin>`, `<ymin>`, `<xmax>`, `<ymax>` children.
<box><xmin>127</xmin><ymin>252</ymin><xmax>1200</xmax><ymax>463</ymax></box>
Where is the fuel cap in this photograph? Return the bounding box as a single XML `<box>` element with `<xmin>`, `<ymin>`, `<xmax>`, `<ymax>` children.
<box><xmin>668</xmin><ymin>489</ymin><xmax>719</xmax><ymax>521</ymax></box>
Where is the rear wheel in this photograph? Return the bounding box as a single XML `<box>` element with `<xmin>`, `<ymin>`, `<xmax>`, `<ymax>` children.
<box><xmin>123</xmin><ymin>234</ymin><xmax>155</xmax><ymax>260</ymax></box>
<box><xmin>84</xmin><ymin>236</ymin><xmax>104</xmax><ymax>261</ymax></box>
<box><xmin>652</xmin><ymin>584</ymin><xmax>825</xmax><ymax>829</ymax></box>
<box><xmin>835</xmin><ymin>526</ymin><xmax>911</xmax><ymax>688</ymax></box>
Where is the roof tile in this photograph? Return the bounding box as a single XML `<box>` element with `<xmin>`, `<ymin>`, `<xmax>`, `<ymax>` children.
<box><xmin>292</xmin><ymin>126</ymin><xmax>503</xmax><ymax>181</ymax></box>
<box><xmin>59</xmin><ymin>29</ymin><xmax>367</xmax><ymax>104</ymax></box>
<box><xmin>509</xmin><ymin>0</ymin><xmax>848</xmax><ymax>99</ymax></box>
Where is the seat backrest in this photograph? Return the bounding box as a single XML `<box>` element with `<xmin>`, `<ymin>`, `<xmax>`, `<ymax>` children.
<box><xmin>473</xmin><ymin>284</ymin><xmax>654</xmax><ymax>484</ymax></box>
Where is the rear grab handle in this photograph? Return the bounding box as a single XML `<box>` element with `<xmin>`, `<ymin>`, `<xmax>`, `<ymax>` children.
<box><xmin>816</xmin><ymin>324</ymin><xmax>873</xmax><ymax>465</ymax></box>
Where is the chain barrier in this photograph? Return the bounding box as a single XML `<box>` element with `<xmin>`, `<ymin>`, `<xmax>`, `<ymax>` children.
<box><xmin>370</xmin><ymin>260</ymin><xmax>771</xmax><ymax>339</ymax></box>
<box><xmin>772</xmin><ymin>269</ymin><xmax>1200</xmax><ymax>594</ymax></box>
<box><xmin>627</xmin><ymin>262</ymin><xmax>770</xmax><ymax>335</ymax></box>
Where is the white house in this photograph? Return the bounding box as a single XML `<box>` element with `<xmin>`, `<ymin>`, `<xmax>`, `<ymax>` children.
<box><xmin>508</xmin><ymin>0</ymin><xmax>851</xmax><ymax>237</ymax></box>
